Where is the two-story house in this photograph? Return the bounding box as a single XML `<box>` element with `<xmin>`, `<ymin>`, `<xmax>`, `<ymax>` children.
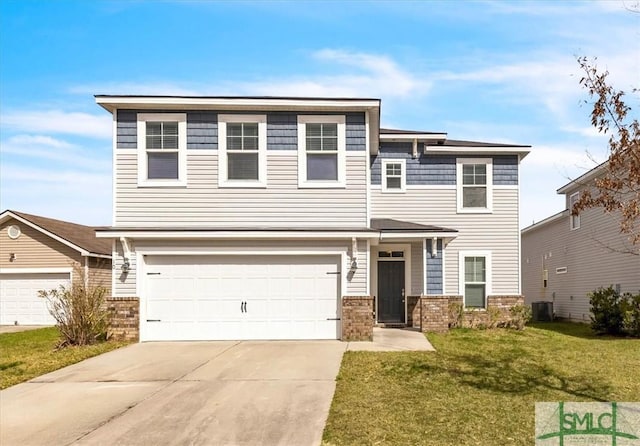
<box><xmin>522</xmin><ymin>163</ymin><xmax>640</xmax><ymax>321</ymax></box>
<box><xmin>95</xmin><ymin>95</ymin><xmax>529</xmax><ymax>342</ymax></box>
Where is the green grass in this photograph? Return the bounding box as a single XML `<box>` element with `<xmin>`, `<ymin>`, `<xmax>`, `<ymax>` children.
<box><xmin>0</xmin><ymin>327</ymin><xmax>130</xmax><ymax>390</ymax></box>
<box><xmin>322</xmin><ymin>322</ymin><xmax>640</xmax><ymax>446</ymax></box>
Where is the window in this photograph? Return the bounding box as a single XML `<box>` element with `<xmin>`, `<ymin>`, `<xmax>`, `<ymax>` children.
<box><xmin>569</xmin><ymin>192</ymin><xmax>580</xmax><ymax>230</ymax></box>
<box><xmin>137</xmin><ymin>113</ymin><xmax>187</xmax><ymax>186</ymax></box>
<box><xmin>459</xmin><ymin>252</ymin><xmax>491</xmax><ymax>309</ymax></box>
<box><xmin>382</xmin><ymin>159</ymin><xmax>406</xmax><ymax>192</ymax></box>
<box><xmin>456</xmin><ymin>158</ymin><xmax>493</xmax><ymax>213</ymax></box>
<box><xmin>298</xmin><ymin>115</ymin><xmax>346</xmax><ymax>187</ymax></box>
<box><xmin>218</xmin><ymin>114</ymin><xmax>267</xmax><ymax>187</ymax></box>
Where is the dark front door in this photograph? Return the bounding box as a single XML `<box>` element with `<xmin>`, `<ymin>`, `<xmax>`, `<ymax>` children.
<box><xmin>377</xmin><ymin>261</ymin><xmax>405</xmax><ymax>323</ymax></box>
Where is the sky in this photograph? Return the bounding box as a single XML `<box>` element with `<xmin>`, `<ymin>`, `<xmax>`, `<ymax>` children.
<box><xmin>0</xmin><ymin>0</ymin><xmax>638</xmax><ymax>227</ymax></box>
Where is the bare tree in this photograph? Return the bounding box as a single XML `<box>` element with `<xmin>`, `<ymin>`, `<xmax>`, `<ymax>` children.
<box><xmin>572</xmin><ymin>57</ymin><xmax>640</xmax><ymax>248</ymax></box>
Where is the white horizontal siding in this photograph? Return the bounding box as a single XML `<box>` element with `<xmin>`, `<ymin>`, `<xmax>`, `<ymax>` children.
<box><xmin>113</xmin><ymin>240</ymin><xmax>136</xmax><ymax>296</ymax></box>
<box><xmin>113</xmin><ymin>238</ymin><xmax>369</xmax><ymax>297</ymax></box>
<box><xmin>522</xmin><ymin>206</ymin><xmax>640</xmax><ymax>321</ymax></box>
<box><xmin>410</xmin><ymin>241</ymin><xmax>423</xmax><ymax>295</ymax></box>
<box><xmin>371</xmin><ymin>188</ymin><xmax>520</xmax><ymax>296</ymax></box>
<box><xmin>115</xmin><ymin>152</ymin><xmax>367</xmax><ymax>227</ymax></box>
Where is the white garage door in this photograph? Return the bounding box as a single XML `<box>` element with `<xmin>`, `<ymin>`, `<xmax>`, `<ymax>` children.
<box><xmin>0</xmin><ymin>273</ymin><xmax>70</xmax><ymax>325</ymax></box>
<box><xmin>143</xmin><ymin>255</ymin><xmax>341</xmax><ymax>341</ymax></box>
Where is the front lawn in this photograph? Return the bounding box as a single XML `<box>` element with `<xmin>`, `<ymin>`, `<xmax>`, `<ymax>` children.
<box><xmin>323</xmin><ymin>322</ymin><xmax>640</xmax><ymax>445</ymax></box>
<box><xmin>0</xmin><ymin>327</ymin><xmax>129</xmax><ymax>390</ymax></box>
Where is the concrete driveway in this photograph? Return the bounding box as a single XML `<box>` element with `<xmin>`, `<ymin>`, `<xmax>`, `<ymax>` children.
<box><xmin>1</xmin><ymin>341</ymin><xmax>346</xmax><ymax>446</ymax></box>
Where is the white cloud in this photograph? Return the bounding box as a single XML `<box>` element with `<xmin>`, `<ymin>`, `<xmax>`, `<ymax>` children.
<box><xmin>0</xmin><ymin>110</ymin><xmax>111</xmax><ymax>139</ymax></box>
<box><xmin>0</xmin><ymin>164</ymin><xmax>112</xmax><ymax>225</ymax></box>
<box><xmin>1</xmin><ymin>134</ymin><xmax>110</xmax><ymax>171</ymax></box>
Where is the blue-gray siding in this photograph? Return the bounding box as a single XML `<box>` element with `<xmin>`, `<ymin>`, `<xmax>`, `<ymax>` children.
<box><xmin>116</xmin><ymin>110</ymin><xmax>366</xmax><ymax>151</ymax></box>
<box><xmin>426</xmin><ymin>239</ymin><xmax>443</xmax><ymax>294</ymax></box>
<box><xmin>371</xmin><ymin>143</ymin><xmax>456</xmax><ymax>186</ymax></box>
<box><xmin>371</xmin><ymin>143</ymin><xmax>518</xmax><ymax>186</ymax></box>
<box><xmin>493</xmin><ymin>155</ymin><xmax>518</xmax><ymax>185</ymax></box>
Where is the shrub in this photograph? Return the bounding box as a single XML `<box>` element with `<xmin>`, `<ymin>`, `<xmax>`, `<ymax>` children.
<box><xmin>508</xmin><ymin>304</ymin><xmax>532</xmax><ymax>331</ymax></box>
<box><xmin>590</xmin><ymin>286</ymin><xmax>625</xmax><ymax>335</ymax></box>
<box><xmin>448</xmin><ymin>302</ymin><xmax>464</xmax><ymax>328</ymax></box>
<box><xmin>487</xmin><ymin>306</ymin><xmax>502</xmax><ymax>329</ymax></box>
<box><xmin>621</xmin><ymin>293</ymin><xmax>640</xmax><ymax>337</ymax></box>
<box><xmin>39</xmin><ymin>270</ymin><xmax>109</xmax><ymax>347</ymax></box>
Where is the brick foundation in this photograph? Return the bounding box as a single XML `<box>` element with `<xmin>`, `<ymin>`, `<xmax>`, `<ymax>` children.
<box><xmin>341</xmin><ymin>296</ymin><xmax>374</xmax><ymax>341</ymax></box>
<box><xmin>406</xmin><ymin>295</ymin><xmax>421</xmax><ymax>329</ymax></box>
<box><xmin>105</xmin><ymin>297</ymin><xmax>139</xmax><ymax>341</ymax></box>
<box><xmin>419</xmin><ymin>295</ymin><xmax>525</xmax><ymax>332</ymax></box>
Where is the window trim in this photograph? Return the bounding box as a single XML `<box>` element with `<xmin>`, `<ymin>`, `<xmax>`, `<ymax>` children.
<box><xmin>381</xmin><ymin>159</ymin><xmax>406</xmax><ymax>193</ymax></box>
<box><xmin>297</xmin><ymin>115</ymin><xmax>346</xmax><ymax>188</ymax></box>
<box><xmin>137</xmin><ymin>113</ymin><xmax>187</xmax><ymax>187</ymax></box>
<box><xmin>459</xmin><ymin>251</ymin><xmax>492</xmax><ymax>309</ymax></box>
<box><xmin>569</xmin><ymin>192</ymin><xmax>581</xmax><ymax>230</ymax></box>
<box><xmin>218</xmin><ymin>114</ymin><xmax>267</xmax><ymax>188</ymax></box>
<box><xmin>456</xmin><ymin>158</ymin><xmax>493</xmax><ymax>213</ymax></box>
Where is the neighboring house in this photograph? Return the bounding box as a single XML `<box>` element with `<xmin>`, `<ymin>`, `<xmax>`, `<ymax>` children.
<box><xmin>0</xmin><ymin>210</ymin><xmax>112</xmax><ymax>325</ymax></box>
<box><xmin>95</xmin><ymin>95</ymin><xmax>529</xmax><ymax>342</ymax></box>
<box><xmin>521</xmin><ymin>164</ymin><xmax>640</xmax><ymax>321</ymax></box>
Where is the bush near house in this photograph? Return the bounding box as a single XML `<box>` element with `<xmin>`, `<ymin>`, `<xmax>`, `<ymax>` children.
<box><xmin>39</xmin><ymin>267</ymin><xmax>110</xmax><ymax>347</ymax></box>
<box><xmin>590</xmin><ymin>286</ymin><xmax>640</xmax><ymax>337</ymax></box>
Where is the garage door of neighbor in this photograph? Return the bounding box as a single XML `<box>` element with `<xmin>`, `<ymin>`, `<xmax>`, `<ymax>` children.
<box><xmin>0</xmin><ymin>273</ymin><xmax>70</xmax><ymax>325</ymax></box>
<box><xmin>143</xmin><ymin>255</ymin><xmax>341</xmax><ymax>341</ymax></box>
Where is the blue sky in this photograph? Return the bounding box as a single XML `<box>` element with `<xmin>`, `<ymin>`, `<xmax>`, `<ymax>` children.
<box><xmin>1</xmin><ymin>0</ymin><xmax>638</xmax><ymax>227</ymax></box>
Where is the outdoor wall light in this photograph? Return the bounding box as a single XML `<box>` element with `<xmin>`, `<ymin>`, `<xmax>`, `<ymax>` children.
<box><xmin>121</xmin><ymin>259</ymin><xmax>130</xmax><ymax>273</ymax></box>
<box><xmin>9</xmin><ymin>253</ymin><xmax>16</xmax><ymax>262</ymax></box>
<box><xmin>350</xmin><ymin>259</ymin><xmax>358</xmax><ymax>269</ymax></box>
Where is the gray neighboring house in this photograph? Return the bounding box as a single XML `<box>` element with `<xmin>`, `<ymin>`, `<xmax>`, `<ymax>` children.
<box><xmin>521</xmin><ymin>163</ymin><xmax>640</xmax><ymax>322</ymax></box>
<box><xmin>94</xmin><ymin>95</ymin><xmax>530</xmax><ymax>342</ymax></box>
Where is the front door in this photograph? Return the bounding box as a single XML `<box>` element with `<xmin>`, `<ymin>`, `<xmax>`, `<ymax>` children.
<box><xmin>377</xmin><ymin>261</ymin><xmax>405</xmax><ymax>323</ymax></box>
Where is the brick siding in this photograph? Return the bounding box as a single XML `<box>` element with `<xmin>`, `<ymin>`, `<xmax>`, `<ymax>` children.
<box><xmin>341</xmin><ymin>296</ymin><xmax>374</xmax><ymax>341</ymax></box>
<box><xmin>105</xmin><ymin>296</ymin><xmax>139</xmax><ymax>341</ymax></box>
<box><xmin>406</xmin><ymin>295</ymin><xmax>421</xmax><ymax>329</ymax></box>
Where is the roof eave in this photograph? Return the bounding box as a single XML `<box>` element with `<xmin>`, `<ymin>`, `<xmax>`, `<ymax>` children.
<box><xmin>424</xmin><ymin>145</ymin><xmax>531</xmax><ymax>158</ymax></box>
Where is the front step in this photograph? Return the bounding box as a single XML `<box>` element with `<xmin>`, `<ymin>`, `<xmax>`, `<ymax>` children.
<box><xmin>376</xmin><ymin>323</ymin><xmax>406</xmax><ymax>328</ymax></box>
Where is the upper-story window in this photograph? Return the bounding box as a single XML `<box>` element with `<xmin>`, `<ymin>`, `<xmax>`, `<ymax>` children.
<box><xmin>456</xmin><ymin>158</ymin><xmax>493</xmax><ymax>213</ymax></box>
<box><xmin>218</xmin><ymin>114</ymin><xmax>267</xmax><ymax>188</ymax></box>
<box><xmin>382</xmin><ymin>159</ymin><xmax>406</xmax><ymax>192</ymax></box>
<box><xmin>569</xmin><ymin>192</ymin><xmax>581</xmax><ymax>230</ymax></box>
<box><xmin>298</xmin><ymin>115</ymin><xmax>346</xmax><ymax>188</ymax></box>
<box><xmin>137</xmin><ymin>113</ymin><xmax>187</xmax><ymax>187</ymax></box>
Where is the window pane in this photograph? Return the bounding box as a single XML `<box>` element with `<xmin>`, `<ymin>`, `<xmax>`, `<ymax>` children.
<box><xmin>243</xmin><ymin>123</ymin><xmax>258</xmax><ymax>137</ymax></box>
<box><xmin>146</xmin><ymin>122</ymin><xmax>162</xmax><ymax>136</ymax></box>
<box><xmin>307</xmin><ymin>153</ymin><xmax>337</xmax><ymax>180</ymax></box>
<box><xmin>227</xmin><ymin>123</ymin><xmax>242</xmax><ymax>137</ymax></box>
<box><xmin>243</xmin><ymin>136</ymin><xmax>259</xmax><ymax>150</ymax></box>
<box><xmin>322</xmin><ymin>123</ymin><xmax>338</xmax><ymax>137</ymax></box>
<box><xmin>462</xmin><ymin>164</ymin><xmax>487</xmax><ymax>185</ymax></box>
<box><xmin>306</xmin><ymin>123</ymin><xmax>322</xmax><ymax>137</ymax></box>
<box><xmin>465</xmin><ymin>284</ymin><xmax>485</xmax><ymax>308</ymax></box>
<box><xmin>306</xmin><ymin>137</ymin><xmax>322</xmax><ymax>151</ymax></box>
<box><xmin>146</xmin><ymin>135</ymin><xmax>162</xmax><ymax>150</ymax></box>
<box><xmin>228</xmin><ymin>153</ymin><xmax>258</xmax><ymax>180</ymax></box>
<box><xmin>163</xmin><ymin>122</ymin><xmax>178</xmax><ymax>135</ymax></box>
<box><xmin>386</xmin><ymin>163</ymin><xmax>401</xmax><ymax>175</ymax></box>
<box><xmin>387</xmin><ymin>177</ymin><xmax>402</xmax><ymax>189</ymax></box>
<box><xmin>148</xmin><ymin>152</ymin><xmax>178</xmax><ymax>179</ymax></box>
<box><xmin>463</xmin><ymin>186</ymin><xmax>487</xmax><ymax>207</ymax></box>
<box><xmin>322</xmin><ymin>136</ymin><xmax>338</xmax><ymax>151</ymax></box>
<box><xmin>227</xmin><ymin>136</ymin><xmax>243</xmax><ymax>150</ymax></box>
<box><xmin>162</xmin><ymin>134</ymin><xmax>178</xmax><ymax>150</ymax></box>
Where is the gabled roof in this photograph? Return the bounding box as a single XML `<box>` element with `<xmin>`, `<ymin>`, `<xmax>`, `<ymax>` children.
<box><xmin>430</xmin><ymin>139</ymin><xmax>530</xmax><ymax>148</ymax></box>
<box><xmin>0</xmin><ymin>210</ymin><xmax>112</xmax><ymax>257</ymax></box>
<box><xmin>557</xmin><ymin>161</ymin><xmax>607</xmax><ymax>195</ymax></box>
<box><xmin>370</xmin><ymin>218</ymin><xmax>457</xmax><ymax>233</ymax></box>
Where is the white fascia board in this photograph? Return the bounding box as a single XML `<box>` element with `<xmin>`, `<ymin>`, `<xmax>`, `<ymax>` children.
<box><xmin>379</xmin><ymin>232</ymin><xmax>458</xmax><ymax>240</ymax></box>
<box><xmin>556</xmin><ymin>162</ymin><xmax>606</xmax><ymax>194</ymax></box>
<box><xmin>0</xmin><ymin>211</ymin><xmax>90</xmax><ymax>256</ymax></box>
<box><xmin>380</xmin><ymin>133</ymin><xmax>447</xmax><ymax>141</ymax></box>
<box><xmin>0</xmin><ymin>267</ymin><xmax>73</xmax><ymax>274</ymax></box>
<box><xmin>96</xmin><ymin>230</ymin><xmax>381</xmax><ymax>240</ymax></box>
<box><xmin>425</xmin><ymin>146</ymin><xmax>531</xmax><ymax>158</ymax></box>
<box><xmin>521</xmin><ymin>210</ymin><xmax>568</xmax><ymax>234</ymax></box>
<box><xmin>95</xmin><ymin>96</ymin><xmax>380</xmax><ymax>113</ymax></box>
